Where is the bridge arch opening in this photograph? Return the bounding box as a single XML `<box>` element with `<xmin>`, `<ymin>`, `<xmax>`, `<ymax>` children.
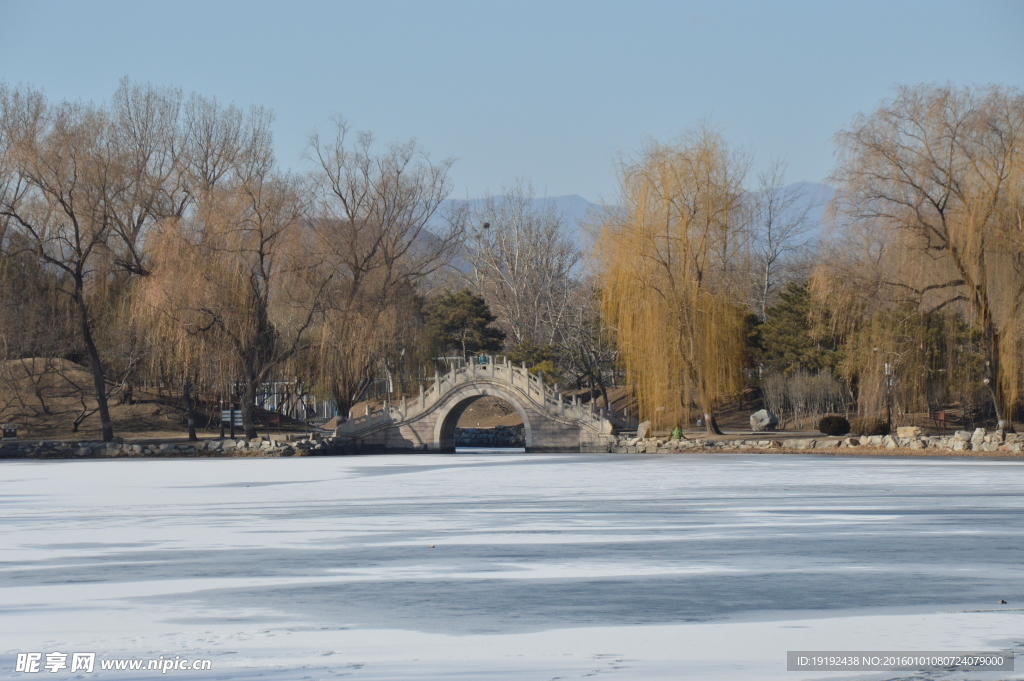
<box><xmin>434</xmin><ymin>388</ymin><xmax>532</xmax><ymax>450</ymax></box>
<box><xmin>451</xmin><ymin>396</ymin><xmax>525</xmax><ymax>448</ymax></box>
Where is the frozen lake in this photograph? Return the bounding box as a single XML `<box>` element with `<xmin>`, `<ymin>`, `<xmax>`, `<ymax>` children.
<box><xmin>2</xmin><ymin>451</ymin><xmax>1023</xmax><ymax>679</ymax></box>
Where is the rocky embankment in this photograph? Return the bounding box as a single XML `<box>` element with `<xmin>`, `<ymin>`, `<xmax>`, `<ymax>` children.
<box><xmin>454</xmin><ymin>425</ymin><xmax>525</xmax><ymax>448</ymax></box>
<box><xmin>3</xmin><ymin>426</ymin><xmax>1022</xmax><ymax>458</ymax></box>
<box><xmin>612</xmin><ymin>427</ymin><xmax>1024</xmax><ymax>455</ymax></box>
<box><xmin>0</xmin><ymin>433</ymin><xmax>353</xmax><ymax>459</ymax></box>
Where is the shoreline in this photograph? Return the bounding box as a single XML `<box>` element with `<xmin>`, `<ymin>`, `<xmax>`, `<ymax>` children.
<box><xmin>2</xmin><ymin>441</ymin><xmax>1023</xmax><ymax>461</ymax></box>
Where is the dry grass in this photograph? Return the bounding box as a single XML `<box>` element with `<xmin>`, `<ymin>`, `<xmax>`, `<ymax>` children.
<box><xmin>0</xmin><ymin>357</ymin><xmax>212</xmax><ymax>440</ymax></box>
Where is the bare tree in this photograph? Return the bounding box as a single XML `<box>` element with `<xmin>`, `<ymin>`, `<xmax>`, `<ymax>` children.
<box><xmin>751</xmin><ymin>160</ymin><xmax>818</xmax><ymax>318</ymax></box>
<box><xmin>307</xmin><ymin>119</ymin><xmax>463</xmax><ymax>420</ymax></box>
<box><xmin>465</xmin><ymin>181</ymin><xmax>581</xmax><ymax>347</ymax></box>
<box><xmin>0</xmin><ymin>88</ymin><xmax>132</xmax><ymax>441</ymax></box>
<box><xmin>825</xmin><ymin>84</ymin><xmax>1024</xmax><ymax>430</ymax></box>
<box><xmin>554</xmin><ymin>279</ymin><xmax>617</xmax><ymax>406</ymax></box>
<box><xmin>105</xmin><ymin>78</ymin><xmax>186</xmax><ymax>275</ymax></box>
<box><xmin>0</xmin><ymin>80</ymin><xmax>207</xmax><ymax>441</ymax></box>
<box><xmin>181</xmin><ymin>92</ymin><xmax>275</xmax><ymax>195</ymax></box>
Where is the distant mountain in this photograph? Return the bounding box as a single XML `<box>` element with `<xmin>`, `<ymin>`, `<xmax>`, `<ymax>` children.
<box><xmin>427</xmin><ymin>183</ymin><xmax>835</xmax><ymax>274</ymax></box>
<box><xmin>432</xmin><ymin>194</ymin><xmax>605</xmax><ymax>246</ymax></box>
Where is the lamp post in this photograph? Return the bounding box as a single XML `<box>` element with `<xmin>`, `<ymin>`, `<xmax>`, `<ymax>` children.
<box><xmin>980</xmin><ymin>359</ymin><xmax>1006</xmax><ymax>431</ymax></box>
<box><xmin>874</xmin><ymin>348</ymin><xmax>896</xmax><ymax>433</ymax></box>
<box><xmin>884</xmin><ymin>361</ymin><xmax>894</xmax><ymax>433</ymax></box>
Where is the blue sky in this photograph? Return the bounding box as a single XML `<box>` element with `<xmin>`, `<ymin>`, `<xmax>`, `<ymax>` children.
<box><xmin>1</xmin><ymin>1</ymin><xmax>1021</xmax><ymax>202</ymax></box>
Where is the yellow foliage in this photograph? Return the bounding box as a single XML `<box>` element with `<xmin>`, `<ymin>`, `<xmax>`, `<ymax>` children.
<box><xmin>134</xmin><ymin>177</ymin><xmax>317</xmax><ymax>394</ymax></box>
<box><xmin>598</xmin><ymin>129</ymin><xmax>749</xmax><ymax>430</ymax></box>
<box><xmin>820</xmin><ymin>84</ymin><xmax>1024</xmax><ymax>426</ymax></box>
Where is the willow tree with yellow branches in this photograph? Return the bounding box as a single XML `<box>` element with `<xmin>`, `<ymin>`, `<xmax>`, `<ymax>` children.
<box><xmin>598</xmin><ymin>129</ymin><xmax>751</xmax><ymax>434</ymax></box>
<box><xmin>136</xmin><ymin>175</ymin><xmax>328</xmax><ymax>440</ymax></box>
<box><xmin>816</xmin><ymin>84</ymin><xmax>1024</xmax><ymax>431</ymax></box>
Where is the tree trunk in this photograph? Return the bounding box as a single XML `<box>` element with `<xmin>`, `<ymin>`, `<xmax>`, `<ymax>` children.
<box><xmin>699</xmin><ymin>382</ymin><xmax>724</xmax><ymax>436</ymax></box>
<box><xmin>704</xmin><ymin>412</ymin><xmax>724</xmax><ymax>435</ymax></box>
<box><xmin>241</xmin><ymin>380</ymin><xmax>259</xmax><ymax>440</ymax></box>
<box><xmin>760</xmin><ymin>262</ymin><xmax>771</xmax><ymax>320</ymax></box>
<box><xmin>986</xmin><ymin>359</ymin><xmax>1013</xmax><ymax>432</ymax></box>
<box><xmin>594</xmin><ymin>369</ymin><xmax>610</xmax><ymax>411</ymax></box>
<box><xmin>182</xmin><ymin>380</ymin><xmax>198</xmax><ymax>441</ymax></box>
<box><xmin>333</xmin><ymin>385</ymin><xmax>354</xmax><ymax>424</ymax></box>
<box><xmin>76</xmin><ymin>295</ymin><xmax>114</xmax><ymax>442</ymax></box>
<box><xmin>981</xmin><ymin>299</ymin><xmax>1014</xmax><ymax>432</ymax></box>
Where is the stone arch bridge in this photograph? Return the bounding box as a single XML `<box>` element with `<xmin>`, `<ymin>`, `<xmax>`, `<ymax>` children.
<box><xmin>333</xmin><ymin>358</ymin><xmax>635</xmax><ymax>452</ymax></box>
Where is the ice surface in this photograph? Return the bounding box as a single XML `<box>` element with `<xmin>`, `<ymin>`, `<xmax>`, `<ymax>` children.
<box><xmin>2</xmin><ymin>452</ymin><xmax>1023</xmax><ymax>679</ymax></box>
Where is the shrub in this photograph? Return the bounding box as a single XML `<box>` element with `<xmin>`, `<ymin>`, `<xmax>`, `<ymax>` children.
<box><xmin>864</xmin><ymin>419</ymin><xmax>890</xmax><ymax>436</ymax></box>
<box><xmin>850</xmin><ymin>417</ymin><xmax>889</xmax><ymax>436</ymax></box>
<box><xmin>818</xmin><ymin>415</ymin><xmax>851</xmax><ymax>436</ymax></box>
<box><xmin>761</xmin><ymin>369</ymin><xmax>848</xmax><ymax>423</ymax></box>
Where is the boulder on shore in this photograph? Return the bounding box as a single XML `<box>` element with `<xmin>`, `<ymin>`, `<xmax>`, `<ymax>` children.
<box><xmin>750</xmin><ymin>409</ymin><xmax>779</xmax><ymax>432</ymax></box>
